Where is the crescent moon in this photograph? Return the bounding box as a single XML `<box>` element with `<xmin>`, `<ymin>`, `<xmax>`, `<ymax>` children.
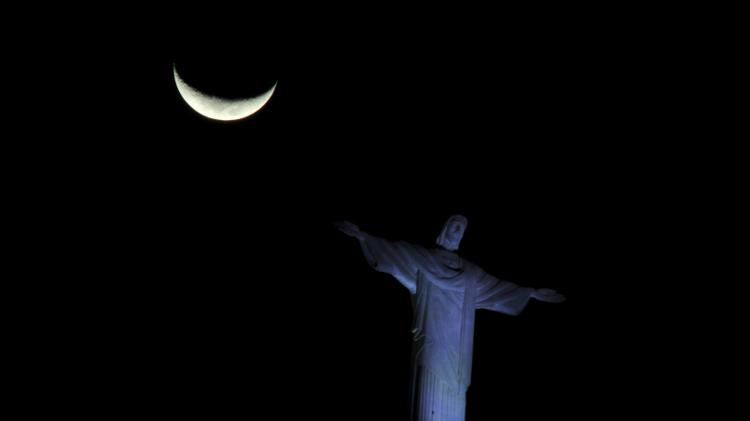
<box><xmin>173</xmin><ymin>64</ymin><xmax>276</xmax><ymax>121</ymax></box>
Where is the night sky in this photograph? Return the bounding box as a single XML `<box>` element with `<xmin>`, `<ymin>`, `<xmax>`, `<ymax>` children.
<box><xmin>14</xmin><ymin>7</ymin><xmax>713</xmax><ymax>419</ymax></box>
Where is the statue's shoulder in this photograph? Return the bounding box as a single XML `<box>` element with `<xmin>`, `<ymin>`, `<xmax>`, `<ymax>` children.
<box><xmin>393</xmin><ymin>240</ymin><xmax>428</xmax><ymax>252</ymax></box>
<box><xmin>384</xmin><ymin>240</ymin><xmax>431</xmax><ymax>261</ymax></box>
<box><xmin>460</xmin><ymin>257</ymin><xmax>483</xmax><ymax>274</ymax></box>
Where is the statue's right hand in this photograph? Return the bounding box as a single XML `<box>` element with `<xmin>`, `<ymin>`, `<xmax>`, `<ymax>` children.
<box><xmin>335</xmin><ymin>220</ymin><xmax>364</xmax><ymax>240</ymax></box>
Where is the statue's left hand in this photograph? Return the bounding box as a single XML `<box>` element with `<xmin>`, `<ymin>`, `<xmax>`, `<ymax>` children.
<box><xmin>531</xmin><ymin>288</ymin><xmax>566</xmax><ymax>303</ymax></box>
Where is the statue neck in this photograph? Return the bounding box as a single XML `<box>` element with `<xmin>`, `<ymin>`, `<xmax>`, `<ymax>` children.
<box><xmin>437</xmin><ymin>245</ymin><xmax>458</xmax><ymax>254</ymax></box>
<box><xmin>435</xmin><ymin>247</ymin><xmax>463</xmax><ymax>269</ymax></box>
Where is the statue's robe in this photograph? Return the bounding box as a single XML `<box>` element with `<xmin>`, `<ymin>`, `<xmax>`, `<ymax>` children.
<box><xmin>359</xmin><ymin>235</ymin><xmax>533</xmax><ymax>421</ymax></box>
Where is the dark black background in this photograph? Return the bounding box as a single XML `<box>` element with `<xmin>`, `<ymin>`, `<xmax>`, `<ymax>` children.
<box><xmin>9</xmin><ymin>5</ymin><xmax>721</xmax><ymax>419</ymax></box>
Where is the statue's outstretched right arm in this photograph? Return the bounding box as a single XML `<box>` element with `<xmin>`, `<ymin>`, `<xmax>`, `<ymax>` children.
<box><xmin>335</xmin><ymin>220</ymin><xmax>419</xmax><ymax>294</ymax></box>
<box><xmin>335</xmin><ymin>220</ymin><xmax>368</xmax><ymax>241</ymax></box>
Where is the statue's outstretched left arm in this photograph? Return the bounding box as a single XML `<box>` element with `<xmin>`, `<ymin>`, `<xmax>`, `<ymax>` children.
<box><xmin>475</xmin><ymin>273</ymin><xmax>565</xmax><ymax>315</ymax></box>
<box><xmin>530</xmin><ymin>288</ymin><xmax>566</xmax><ymax>303</ymax></box>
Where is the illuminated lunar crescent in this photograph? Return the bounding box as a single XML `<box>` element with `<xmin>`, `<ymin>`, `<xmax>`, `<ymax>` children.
<box><xmin>173</xmin><ymin>64</ymin><xmax>276</xmax><ymax>121</ymax></box>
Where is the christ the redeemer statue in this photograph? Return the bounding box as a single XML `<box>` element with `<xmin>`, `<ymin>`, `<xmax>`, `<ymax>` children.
<box><xmin>336</xmin><ymin>215</ymin><xmax>565</xmax><ymax>421</ymax></box>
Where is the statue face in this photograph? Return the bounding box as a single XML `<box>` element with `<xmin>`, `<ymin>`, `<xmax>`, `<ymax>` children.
<box><xmin>439</xmin><ymin>218</ymin><xmax>467</xmax><ymax>251</ymax></box>
<box><xmin>436</xmin><ymin>215</ymin><xmax>468</xmax><ymax>251</ymax></box>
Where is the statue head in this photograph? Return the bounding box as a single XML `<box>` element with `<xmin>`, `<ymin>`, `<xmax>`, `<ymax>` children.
<box><xmin>436</xmin><ymin>215</ymin><xmax>468</xmax><ymax>251</ymax></box>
